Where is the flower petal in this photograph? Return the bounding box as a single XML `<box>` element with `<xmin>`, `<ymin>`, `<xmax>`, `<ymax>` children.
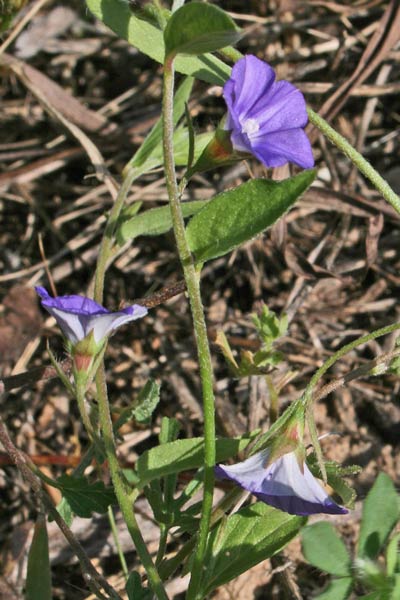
<box><xmin>251</xmin><ymin>128</ymin><xmax>315</xmax><ymax>169</ymax></box>
<box><xmin>36</xmin><ymin>287</ymin><xmax>148</xmax><ymax>345</ymax></box>
<box><xmin>216</xmin><ymin>450</ymin><xmax>348</xmax><ymax>517</ymax></box>
<box><xmin>222</xmin><ymin>55</ymin><xmax>314</xmax><ymax>169</ymax></box>
<box><xmin>224</xmin><ymin>56</ymin><xmax>276</xmax><ymax>121</ymax></box>
<box><xmin>36</xmin><ymin>286</ymin><xmax>107</xmax><ymax>315</ymax></box>
<box><xmin>87</xmin><ymin>305</ymin><xmax>148</xmax><ymax>344</ymax></box>
<box><xmin>251</xmin><ymin>81</ymin><xmax>308</xmax><ymax>132</ymax></box>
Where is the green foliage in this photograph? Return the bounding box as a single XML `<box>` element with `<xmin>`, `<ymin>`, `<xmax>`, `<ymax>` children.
<box><xmin>136</xmin><ymin>434</ymin><xmax>256</xmax><ymax>487</ymax></box>
<box><xmin>26</xmin><ymin>516</ymin><xmax>52</xmax><ymax>600</ymax></box>
<box><xmin>86</xmin><ymin>0</ymin><xmax>231</xmax><ymax>85</ymax></box>
<box><xmin>56</xmin><ymin>475</ymin><xmax>116</xmax><ymax>518</ymax></box>
<box><xmin>117</xmin><ymin>200</ymin><xmax>208</xmax><ymax>245</ymax></box>
<box><xmin>313</xmin><ymin>578</ymin><xmax>352</xmax><ymax>600</ymax></box>
<box><xmin>186</xmin><ymin>171</ymin><xmax>316</xmax><ymax>264</ymax></box>
<box><xmin>125</xmin><ymin>76</ymin><xmax>193</xmax><ymax>172</ymax></box>
<box><xmin>164</xmin><ymin>2</ymin><xmax>241</xmax><ymax>57</ymax></box>
<box><xmin>214</xmin><ymin>305</ymin><xmax>289</xmax><ymax>378</ymax></box>
<box><xmin>200</xmin><ymin>503</ymin><xmax>306</xmax><ymax>596</ymax></box>
<box><xmin>307</xmin><ymin>452</ymin><xmax>361</xmax><ymax>509</ymax></box>
<box><xmin>301</xmin><ymin>473</ymin><xmax>400</xmax><ymax>600</ymax></box>
<box><xmin>114</xmin><ymin>379</ymin><xmax>161</xmax><ymax>427</ymax></box>
<box><xmin>358</xmin><ymin>472</ymin><xmax>400</xmax><ymax>560</ymax></box>
<box><xmin>126</xmin><ymin>571</ymin><xmax>153</xmax><ymax>600</ymax></box>
<box><xmin>302</xmin><ymin>522</ymin><xmax>351</xmax><ymax>577</ymax></box>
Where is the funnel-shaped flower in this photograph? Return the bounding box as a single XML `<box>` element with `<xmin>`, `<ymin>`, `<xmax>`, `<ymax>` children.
<box><xmin>36</xmin><ymin>286</ymin><xmax>147</xmax><ymax>346</ymax></box>
<box><xmin>215</xmin><ymin>448</ymin><xmax>347</xmax><ymax>516</ymax></box>
<box><xmin>223</xmin><ymin>55</ymin><xmax>314</xmax><ymax>169</ymax></box>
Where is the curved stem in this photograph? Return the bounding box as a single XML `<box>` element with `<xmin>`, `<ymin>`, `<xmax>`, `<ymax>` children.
<box><xmin>307</xmin><ymin>107</ymin><xmax>400</xmax><ymax>216</ymax></box>
<box><xmin>302</xmin><ymin>321</ymin><xmax>400</xmax><ymax>482</ymax></box>
<box><xmin>95</xmin><ymin>365</ymin><xmax>169</xmax><ymax>600</ymax></box>
<box><xmin>162</xmin><ymin>57</ymin><xmax>216</xmax><ymax>600</ymax></box>
<box><xmin>302</xmin><ymin>321</ymin><xmax>400</xmax><ymax>408</ymax></box>
<box><xmin>76</xmin><ymin>382</ymin><xmax>96</xmax><ymax>442</ymax></box>
<box><xmin>94</xmin><ymin>164</ymin><xmax>148</xmax><ymax>304</ymax></box>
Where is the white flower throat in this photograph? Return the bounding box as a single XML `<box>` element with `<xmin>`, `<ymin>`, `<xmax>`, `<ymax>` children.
<box><xmin>242</xmin><ymin>118</ymin><xmax>260</xmax><ymax>137</ymax></box>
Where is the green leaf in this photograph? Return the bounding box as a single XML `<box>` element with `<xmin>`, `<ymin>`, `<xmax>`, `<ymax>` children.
<box><xmin>386</xmin><ymin>533</ymin><xmax>400</xmax><ymax>576</ymax></box>
<box><xmin>315</xmin><ymin>577</ymin><xmax>352</xmax><ymax>600</ymax></box>
<box><xmin>358</xmin><ymin>473</ymin><xmax>400</xmax><ymax>560</ymax></box>
<box><xmin>201</xmin><ymin>503</ymin><xmax>305</xmax><ymax>595</ymax></box>
<box><xmin>164</xmin><ymin>2</ymin><xmax>241</xmax><ymax>57</ymax></box>
<box><xmin>127</xmin><ymin>77</ymin><xmax>194</xmax><ymax>171</ymax></box>
<box><xmin>117</xmin><ymin>199</ymin><xmax>208</xmax><ymax>245</ymax></box>
<box><xmin>57</xmin><ymin>475</ymin><xmax>117</xmax><ymax>518</ymax></box>
<box><xmin>56</xmin><ymin>496</ymin><xmax>74</xmax><ymax>527</ymax></box>
<box><xmin>133</xmin><ymin>380</ymin><xmax>160</xmax><ymax>424</ymax></box>
<box><xmin>26</xmin><ymin>516</ymin><xmax>52</xmax><ymax>600</ymax></box>
<box><xmin>136</xmin><ymin>434</ymin><xmax>256</xmax><ymax>487</ymax></box>
<box><xmin>86</xmin><ymin>0</ymin><xmax>231</xmax><ymax>85</ymax></box>
<box><xmin>307</xmin><ymin>453</ymin><xmax>361</xmax><ymax>509</ymax></box>
<box><xmin>186</xmin><ymin>171</ymin><xmax>316</xmax><ymax>263</ymax></box>
<box><xmin>126</xmin><ymin>571</ymin><xmax>153</xmax><ymax>600</ymax></box>
<box><xmin>302</xmin><ymin>522</ymin><xmax>351</xmax><ymax>576</ymax></box>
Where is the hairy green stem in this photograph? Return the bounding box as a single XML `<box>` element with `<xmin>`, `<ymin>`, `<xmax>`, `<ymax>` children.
<box><xmin>307</xmin><ymin>107</ymin><xmax>400</xmax><ymax>215</ymax></box>
<box><xmin>301</xmin><ymin>321</ymin><xmax>400</xmax><ymax>482</ymax></box>
<box><xmin>162</xmin><ymin>57</ymin><xmax>216</xmax><ymax>600</ymax></box>
<box><xmin>76</xmin><ymin>383</ymin><xmax>96</xmax><ymax>442</ymax></box>
<box><xmin>302</xmin><ymin>321</ymin><xmax>400</xmax><ymax>407</ymax></box>
<box><xmin>94</xmin><ymin>164</ymin><xmax>148</xmax><ymax>304</ymax></box>
<box><xmin>95</xmin><ymin>365</ymin><xmax>168</xmax><ymax>600</ymax></box>
<box><xmin>108</xmin><ymin>506</ymin><xmax>129</xmax><ymax>580</ymax></box>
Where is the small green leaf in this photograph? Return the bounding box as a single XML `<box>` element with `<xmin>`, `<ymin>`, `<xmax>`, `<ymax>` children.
<box><xmin>86</xmin><ymin>0</ymin><xmax>231</xmax><ymax>85</ymax></box>
<box><xmin>26</xmin><ymin>516</ymin><xmax>52</xmax><ymax>600</ymax></box>
<box><xmin>57</xmin><ymin>475</ymin><xmax>117</xmax><ymax>518</ymax></box>
<box><xmin>56</xmin><ymin>496</ymin><xmax>74</xmax><ymax>527</ymax></box>
<box><xmin>112</xmin><ymin>379</ymin><xmax>160</xmax><ymax>431</ymax></box>
<box><xmin>201</xmin><ymin>503</ymin><xmax>305</xmax><ymax>595</ymax></box>
<box><xmin>164</xmin><ymin>2</ymin><xmax>241</xmax><ymax>57</ymax></box>
<box><xmin>358</xmin><ymin>473</ymin><xmax>399</xmax><ymax>560</ymax></box>
<box><xmin>117</xmin><ymin>199</ymin><xmax>208</xmax><ymax>245</ymax></box>
<box><xmin>186</xmin><ymin>171</ymin><xmax>316</xmax><ymax>263</ymax></box>
<box><xmin>314</xmin><ymin>577</ymin><xmax>352</xmax><ymax>600</ymax></box>
<box><xmin>126</xmin><ymin>571</ymin><xmax>153</xmax><ymax>600</ymax></box>
<box><xmin>136</xmin><ymin>434</ymin><xmax>256</xmax><ymax>487</ymax></box>
<box><xmin>302</xmin><ymin>522</ymin><xmax>351</xmax><ymax>576</ymax></box>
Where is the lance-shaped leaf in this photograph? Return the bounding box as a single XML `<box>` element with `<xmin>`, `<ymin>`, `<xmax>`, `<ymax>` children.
<box><xmin>164</xmin><ymin>3</ymin><xmax>241</xmax><ymax>58</ymax></box>
<box><xmin>127</xmin><ymin>76</ymin><xmax>194</xmax><ymax>171</ymax></box>
<box><xmin>358</xmin><ymin>472</ymin><xmax>399</xmax><ymax>560</ymax></box>
<box><xmin>86</xmin><ymin>0</ymin><xmax>231</xmax><ymax>85</ymax></box>
<box><xmin>186</xmin><ymin>170</ymin><xmax>316</xmax><ymax>263</ymax></box>
<box><xmin>302</xmin><ymin>522</ymin><xmax>351</xmax><ymax>576</ymax></box>
<box><xmin>117</xmin><ymin>200</ymin><xmax>208</xmax><ymax>245</ymax></box>
<box><xmin>26</xmin><ymin>516</ymin><xmax>52</xmax><ymax>600</ymax></box>
<box><xmin>200</xmin><ymin>503</ymin><xmax>305</xmax><ymax>596</ymax></box>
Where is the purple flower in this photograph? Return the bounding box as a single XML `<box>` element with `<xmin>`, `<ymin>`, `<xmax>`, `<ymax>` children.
<box><xmin>223</xmin><ymin>55</ymin><xmax>314</xmax><ymax>169</ymax></box>
<box><xmin>36</xmin><ymin>286</ymin><xmax>147</xmax><ymax>346</ymax></box>
<box><xmin>215</xmin><ymin>449</ymin><xmax>347</xmax><ymax>516</ymax></box>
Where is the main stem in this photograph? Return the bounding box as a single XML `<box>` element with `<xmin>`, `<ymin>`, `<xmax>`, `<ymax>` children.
<box><xmin>307</xmin><ymin>107</ymin><xmax>400</xmax><ymax>216</ymax></box>
<box><xmin>95</xmin><ymin>365</ymin><xmax>169</xmax><ymax>600</ymax></box>
<box><xmin>162</xmin><ymin>57</ymin><xmax>216</xmax><ymax>600</ymax></box>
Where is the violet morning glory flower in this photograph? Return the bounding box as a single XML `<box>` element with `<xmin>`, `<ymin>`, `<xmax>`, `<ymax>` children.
<box><xmin>215</xmin><ymin>449</ymin><xmax>347</xmax><ymax>516</ymax></box>
<box><xmin>223</xmin><ymin>55</ymin><xmax>314</xmax><ymax>169</ymax></box>
<box><xmin>36</xmin><ymin>286</ymin><xmax>147</xmax><ymax>346</ymax></box>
